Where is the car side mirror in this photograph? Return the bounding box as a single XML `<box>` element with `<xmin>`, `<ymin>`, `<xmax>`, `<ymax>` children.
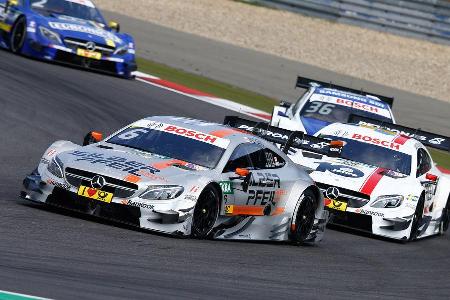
<box><xmin>83</xmin><ymin>131</ymin><xmax>103</xmax><ymax>146</ymax></box>
<box><xmin>279</xmin><ymin>101</ymin><xmax>291</xmax><ymax>108</ymax></box>
<box><xmin>425</xmin><ymin>173</ymin><xmax>438</xmax><ymax>182</ymax></box>
<box><xmin>109</xmin><ymin>21</ymin><xmax>120</xmax><ymax>33</ymax></box>
<box><xmin>330</xmin><ymin>140</ymin><xmax>344</xmax><ymax>148</ymax></box>
<box><xmin>235</xmin><ymin>168</ymin><xmax>250</xmax><ymax>177</ymax></box>
<box><xmin>7</xmin><ymin>0</ymin><xmax>18</xmax><ymax>6</ymax></box>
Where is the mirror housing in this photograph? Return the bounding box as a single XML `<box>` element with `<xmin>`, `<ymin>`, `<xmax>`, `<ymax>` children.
<box><xmin>109</xmin><ymin>21</ymin><xmax>120</xmax><ymax>33</ymax></box>
<box><xmin>235</xmin><ymin>168</ymin><xmax>250</xmax><ymax>177</ymax></box>
<box><xmin>425</xmin><ymin>173</ymin><xmax>438</xmax><ymax>182</ymax></box>
<box><xmin>8</xmin><ymin>0</ymin><xmax>18</xmax><ymax>6</ymax></box>
<box><xmin>330</xmin><ymin>140</ymin><xmax>344</xmax><ymax>148</ymax></box>
<box><xmin>83</xmin><ymin>131</ymin><xmax>103</xmax><ymax>146</ymax></box>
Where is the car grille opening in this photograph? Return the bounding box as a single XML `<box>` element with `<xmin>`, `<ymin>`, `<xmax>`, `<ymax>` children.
<box><xmin>317</xmin><ymin>182</ymin><xmax>370</xmax><ymax>208</ymax></box>
<box><xmin>65</xmin><ymin>167</ymin><xmax>138</xmax><ymax>199</ymax></box>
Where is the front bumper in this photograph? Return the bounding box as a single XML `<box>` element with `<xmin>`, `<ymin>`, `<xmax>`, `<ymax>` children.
<box><xmin>327</xmin><ymin>209</ymin><xmax>414</xmax><ymax>240</ymax></box>
<box><xmin>23</xmin><ymin>39</ymin><xmax>136</xmax><ymax>77</ymax></box>
<box><xmin>21</xmin><ymin>171</ymin><xmax>193</xmax><ymax>236</ymax></box>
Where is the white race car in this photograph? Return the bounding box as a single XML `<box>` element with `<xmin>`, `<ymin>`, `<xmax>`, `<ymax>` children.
<box><xmin>288</xmin><ymin>116</ymin><xmax>450</xmax><ymax>241</ymax></box>
<box><xmin>271</xmin><ymin>77</ymin><xmax>395</xmax><ymax>135</ymax></box>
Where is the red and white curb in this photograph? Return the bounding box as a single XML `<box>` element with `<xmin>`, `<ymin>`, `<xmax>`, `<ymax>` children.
<box><xmin>133</xmin><ymin>71</ymin><xmax>271</xmax><ymax>121</ymax></box>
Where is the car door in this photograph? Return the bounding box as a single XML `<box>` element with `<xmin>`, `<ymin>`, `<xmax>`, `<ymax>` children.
<box><xmin>222</xmin><ymin>143</ymin><xmax>286</xmax><ymax>216</ymax></box>
<box><xmin>416</xmin><ymin>148</ymin><xmax>436</xmax><ymax>212</ymax></box>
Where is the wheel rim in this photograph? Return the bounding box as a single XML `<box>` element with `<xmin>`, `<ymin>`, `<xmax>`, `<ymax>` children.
<box><xmin>295</xmin><ymin>195</ymin><xmax>316</xmax><ymax>242</ymax></box>
<box><xmin>12</xmin><ymin>19</ymin><xmax>26</xmax><ymax>52</ymax></box>
<box><xmin>192</xmin><ymin>189</ymin><xmax>218</xmax><ymax>237</ymax></box>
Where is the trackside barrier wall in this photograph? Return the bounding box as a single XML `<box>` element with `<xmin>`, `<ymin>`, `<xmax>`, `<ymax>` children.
<box><xmin>253</xmin><ymin>0</ymin><xmax>450</xmax><ymax>44</ymax></box>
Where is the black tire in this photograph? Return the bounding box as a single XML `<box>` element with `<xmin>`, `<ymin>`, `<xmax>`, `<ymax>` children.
<box><xmin>439</xmin><ymin>196</ymin><xmax>450</xmax><ymax>235</ymax></box>
<box><xmin>10</xmin><ymin>16</ymin><xmax>26</xmax><ymax>54</ymax></box>
<box><xmin>290</xmin><ymin>189</ymin><xmax>317</xmax><ymax>245</ymax></box>
<box><xmin>191</xmin><ymin>185</ymin><xmax>220</xmax><ymax>239</ymax></box>
<box><xmin>409</xmin><ymin>194</ymin><xmax>425</xmax><ymax>241</ymax></box>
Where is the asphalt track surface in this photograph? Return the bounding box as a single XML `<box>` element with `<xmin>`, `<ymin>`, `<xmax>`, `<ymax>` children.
<box><xmin>102</xmin><ymin>11</ymin><xmax>450</xmax><ymax>136</ymax></box>
<box><xmin>1</xmin><ymin>50</ymin><xmax>450</xmax><ymax>300</ymax></box>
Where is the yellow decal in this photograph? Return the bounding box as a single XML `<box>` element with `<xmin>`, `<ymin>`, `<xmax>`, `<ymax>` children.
<box><xmin>106</xmin><ymin>39</ymin><xmax>115</xmax><ymax>47</ymax></box>
<box><xmin>224</xmin><ymin>205</ymin><xmax>234</xmax><ymax>214</ymax></box>
<box><xmin>77</xmin><ymin>49</ymin><xmax>102</xmax><ymax>60</ymax></box>
<box><xmin>77</xmin><ymin>185</ymin><xmax>113</xmax><ymax>203</ymax></box>
<box><xmin>0</xmin><ymin>22</ymin><xmax>12</xmax><ymax>33</ymax></box>
<box><xmin>325</xmin><ymin>199</ymin><xmax>348</xmax><ymax>212</ymax></box>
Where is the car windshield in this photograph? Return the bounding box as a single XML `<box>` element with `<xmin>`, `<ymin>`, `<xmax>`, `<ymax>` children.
<box><xmin>301</xmin><ymin>100</ymin><xmax>393</xmax><ymax>124</ymax></box>
<box><xmin>107</xmin><ymin>127</ymin><xmax>226</xmax><ymax>169</ymax></box>
<box><xmin>30</xmin><ymin>0</ymin><xmax>105</xmax><ymax>23</ymax></box>
<box><xmin>320</xmin><ymin>135</ymin><xmax>412</xmax><ymax>175</ymax></box>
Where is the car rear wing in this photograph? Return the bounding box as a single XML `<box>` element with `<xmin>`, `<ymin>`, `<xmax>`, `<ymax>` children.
<box><xmin>223</xmin><ymin>116</ymin><xmax>342</xmax><ymax>157</ymax></box>
<box><xmin>295</xmin><ymin>76</ymin><xmax>394</xmax><ymax>108</ymax></box>
<box><xmin>349</xmin><ymin>115</ymin><xmax>450</xmax><ymax>152</ymax></box>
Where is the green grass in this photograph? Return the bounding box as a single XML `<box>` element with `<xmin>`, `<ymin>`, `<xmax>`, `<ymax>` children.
<box><xmin>136</xmin><ymin>56</ymin><xmax>450</xmax><ymax>170</ymax></box>
<box><xmin>137</xmin><ymin>57</ymin><xmax>277</xmax><ymax>113</ymax></box>
<box><xmin>429</xmin><ymin>148</ymin><xmax>450</xmax><ymax>170</ymax></box>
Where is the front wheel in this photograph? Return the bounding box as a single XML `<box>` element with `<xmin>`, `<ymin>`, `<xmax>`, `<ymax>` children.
<box><xmin>10</xmin><ymin>16</ymin><xmax>26</xmax><ymax>54</ymax></box>
<box><xmin>191</xmin><ymin>185</ymin><xmax>220</xmax><ymax>239</ymax></box>
<box><xmin>409</xmin><ymin>195</ymin><xmax>425</xmax><ymax>241</ymax></box>
<box><xmin>290</xmin><ymin>189</ymin><xmax>317</xmax><ymax>245</ymax></box>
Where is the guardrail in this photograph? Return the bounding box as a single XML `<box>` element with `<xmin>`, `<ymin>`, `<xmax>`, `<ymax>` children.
<box><xmin>253</xmin><ymin>0</ymin><xmax>450</xmax><ymax>44</ymax></box>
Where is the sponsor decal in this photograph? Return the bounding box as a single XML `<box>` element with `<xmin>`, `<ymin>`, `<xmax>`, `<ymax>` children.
<box><xmin>48</xmin><ymin>22</ymin><xmax>121</xmax><ymax>43</ymax></box>
<box><xmin>184</xmin><ymin>195</ymin><xmax>197</xmax><ymax>201</ymax></box>
<box><xmin>406</xmin><ymin>194</ymin><xmax>419</xmax><ymax>202</ymax></box>
<box><xmin>121</xmin><ymin>199</ymin><xmax>154</xmax><ymax>210</ymax></box>
<box><xmin>225</xmin><ymin>205</ymin><xmax>234</xmax><ymax>214</ymax></box>
<box><xmin>78</xmin><ymin>185</ymin><xmax>113</xmax><ymax>203</ymax></box>
<box><xmin>315</xmin><ymin>89</ymin><xmax>387</xmax><ymax>108</ymax></box>
<box><xmin>354</xmin><ymin>208</ymin><xmax>384</xmax><ymax>217</ymax></box>
<box><xmin>316</xmin><ymin>162</ymin><xmax>365</xmax><ymax>178</ymax></box>
<box><xmin>352</xmin><ymin>134</ymin><xmax>401</xmax><ymax>150</ymax></box>
<box><xmin>247</xmin><ymin>190</ymin><xmax>275</xmax><ymax>206</ymax></box>
<box><xmin>130</xmin><ymin>120</ymin><xmax>230</xmax><ymax>148</ymax></box>
<box><xmin>219</xmin><ymin>181</ymin><xmax>234</xmax><ymax>195</ymax></box>
<box><xmin>69</xmin><ymin>151</ymin><xmax>160</xmax><ymax>176</ymax></box>
<box><xmin>189</xmin><ymin>186</ymin><xmax>200</xmax><ymax>193</ymax></box>
<box><xmin>46</xmin><ymin>179</ymin><xmax>71</xmax><ymax>190</ymax></box>
<box><xmin>40</xmin><ymin>158</ymin><xmax>50</xmax><ymax>165</ymax></box>
<box><xmin>336</xmin><ymin>98</ymin><xmax>380</xmax><ymax>114</ymax></box>
<box><xmin>325</xmin><ymin>199</ymin><xmax>347</xmax><ymax>211</ymax></box>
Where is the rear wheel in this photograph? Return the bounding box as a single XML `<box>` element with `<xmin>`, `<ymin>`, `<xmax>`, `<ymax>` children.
<box><xmin>10</xmin><ymin>16</ymin><xmax>26</xmax><ymax>54</ymax></box>
<box><xmin>191</xmin><ymin>185</ymin><xmax>220</xmax><ymax>239</ymax></box>
<box><xmin>409</xmin><ymin>194</ymin><xmax>425</xmax><ymax>241</ymax></box>
<box><xmin>290</xmin><ymin>190</ymin><xmax>317</xmax><ymax>245</ymax></box>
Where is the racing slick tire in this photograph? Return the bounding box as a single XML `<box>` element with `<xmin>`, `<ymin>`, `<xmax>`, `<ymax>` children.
<box><xmin>191</xmin><ymin>185</ymin><xmax>220</xmax><ymax>239</ymax></box>
<box><xmin>290</xmin><ymin>189</ymin><xmax>317</xmax><ymax>245</ymax></box>
<box><xmin>409</xmin><ymin>194</ymin><xmax>425</xmax><ymax>241</ymax></box>
<box><xmin>439</xmin><ymin>195</ymin><xmax>450</xmax><ymax>235</ymax></box>
<box><xmin>10</xmin><ymin>16</ymin><xmax>26</xmax><ymax>54</ymax></box>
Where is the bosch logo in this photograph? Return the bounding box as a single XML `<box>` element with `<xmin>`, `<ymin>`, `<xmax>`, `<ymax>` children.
<box><xmin>326</xmin><ymin>187</ymin><xmax>340</xmax><ymax>200</ymax></box>
<box><xmin>86</xmin><ymin>41</ymin><xmax>96</xmax><ymax>51</ymax></box>
<box><xmin>90</xmin><ymin>175</ymin><xmax>106</xmax><ymax>189</ymax></box>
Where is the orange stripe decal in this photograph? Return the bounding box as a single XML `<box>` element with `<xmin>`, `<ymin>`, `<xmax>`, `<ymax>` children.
<box><xmin>226</xmin><ymin>205</ymin><xmax>285</xmax><ymax>216</ymax></box>
<box><xmin>152</xmin><ymin>159</ymin><xmax>187</xmax><ymax>170</ymax></box>
<box><xmin>124</xmin><ymin>174</ymin><xmax>141</xmax><ymax>183</ymax></box>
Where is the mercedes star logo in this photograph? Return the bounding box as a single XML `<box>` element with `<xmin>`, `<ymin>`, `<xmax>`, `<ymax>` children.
<box><xmin>86</xmin><ymin>41</ymin><xmax>96</xmax><ymax>51</ymax></box>
<box><xmin>91</xmin><ymin>175</ymin><xmax>106</xmax><ymax>189</ymax></box>
<box><xmin>326</xmin><ymin>187</ymin><xmax>340</xmax><ymax>200</ymax></box>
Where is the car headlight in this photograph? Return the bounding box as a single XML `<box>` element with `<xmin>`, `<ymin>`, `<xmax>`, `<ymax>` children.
<box><xmin>47</xmin><ymin>156</ymin><xmax>64</xmax><ymax>178</ymax></box>
<box><xmin>113</xmin><ymin>45</ymin><xmax>128</xmax><ymax>56</ymax></box>
<box><xmin>140</xmin><ymin>185</ymin><xmax>184</xmax><ymax>200</ymax></box>
<box><xmin>40</xmin><ymin>26</ymin><xmax>62</xmax><ymax>44</ymax></box>
<box><xmin>371</xmin><ymin>195</ymin><xmax>403</xmax><ymax>208</ymax></box>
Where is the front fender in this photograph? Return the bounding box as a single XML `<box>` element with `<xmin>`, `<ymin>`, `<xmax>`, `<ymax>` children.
<box><xmin>37</xmin><ymin>140</ymin><xmax>80</xmax><ymax>175</ymax></box>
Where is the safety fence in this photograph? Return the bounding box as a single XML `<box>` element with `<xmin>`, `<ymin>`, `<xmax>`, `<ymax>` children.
<box><xmin>252</xmin><ymin>0</ymin><xmax>450</xmax><ymax>44</ymax></box>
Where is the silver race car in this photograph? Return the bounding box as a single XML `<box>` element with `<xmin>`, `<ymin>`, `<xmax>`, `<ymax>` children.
<box><xmin>21</xmin><ymin>116</ymin><xmax>328</xmax><ymax>244</ymax></box>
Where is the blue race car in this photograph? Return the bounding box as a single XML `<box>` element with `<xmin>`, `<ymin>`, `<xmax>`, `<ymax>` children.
<box><xmin>0</xmin><ymin>0</ymin><xmax>136</xmax><ymax>78</ymax></box>
<box><xmin>271</xmin><ymin>77</ymin><xmax>396</xmax><ymax>135</ymax></box>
